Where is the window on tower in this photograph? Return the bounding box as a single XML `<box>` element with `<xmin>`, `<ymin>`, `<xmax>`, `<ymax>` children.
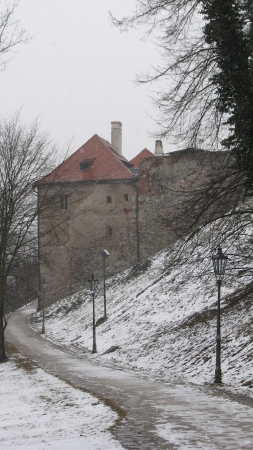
<box><xmin>106</xmin><ymin>226</ymin><xmax>112</xmax><ymax>237</ymax></box>
<box><xmin>60</xmin><ymin>195</ymin><xmax>68</xmax><ymax>210</ymax></box>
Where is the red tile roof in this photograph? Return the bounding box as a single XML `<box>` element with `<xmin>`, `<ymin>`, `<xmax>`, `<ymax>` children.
<box><xmin>130</xmin><ymin>148</ymin><xmax>154</xmax><ymax>167</ymax></box>
<box><xmin>37</xmin><ymin>134</ymin><xmax>135</xmax><ymax>185</ymax></box>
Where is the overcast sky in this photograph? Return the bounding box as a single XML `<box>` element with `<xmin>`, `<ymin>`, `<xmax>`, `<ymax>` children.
<box><xmin>0</xmin><ymin>0</ymin><xmax>176</xmax><ymax>160</ymax></box>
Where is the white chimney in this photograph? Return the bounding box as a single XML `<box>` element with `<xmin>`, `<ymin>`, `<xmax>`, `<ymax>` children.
<box><xmin>154</xmin><ymin>140</ymin><xmax>164</xmax><ymax>156</ymax></box>
<box><xmin>111</xmin><ymin>121</ymin><xmax>122</xmax><ymax>155</ymax></box>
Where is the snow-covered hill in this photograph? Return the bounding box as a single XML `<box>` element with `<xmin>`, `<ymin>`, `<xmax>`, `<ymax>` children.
<box><xmin>31</xmin><ymin>223</ymin><xmax>253</xmax><ymax>397</ymax></box>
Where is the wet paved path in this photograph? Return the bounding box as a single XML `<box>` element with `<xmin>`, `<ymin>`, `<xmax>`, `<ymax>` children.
<box><xmin>6</xmin><ymin>305</ymin><xmax>253</xmax><ymax>450</ymax></box>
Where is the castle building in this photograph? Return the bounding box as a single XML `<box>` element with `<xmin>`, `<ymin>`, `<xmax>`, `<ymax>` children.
<box><xmin>36</xmin><ymin>122</ymin><xmax>228</xmax><ymax>307</ymax></box>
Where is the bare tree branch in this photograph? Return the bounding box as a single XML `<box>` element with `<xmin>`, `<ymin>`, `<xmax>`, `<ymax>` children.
<box><xmin>0</xmin><ymin>112</ymin><xmax>57</xmax><ymax>361</ymax></box>
<box><xmin>0</xmin><ymin>1</ymin><xmax>30</xmax><ymax>72</ymax></box>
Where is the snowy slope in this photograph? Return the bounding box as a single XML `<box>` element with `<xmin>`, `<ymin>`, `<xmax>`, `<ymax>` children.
<box><xmin>31</xmin><ymin>222</ymin><xmax>253</xmax><ymax>397</ymax></box>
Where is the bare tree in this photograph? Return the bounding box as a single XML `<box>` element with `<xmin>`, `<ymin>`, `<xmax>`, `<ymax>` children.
<box><xmin>111</xmin><ymin>1</ymin><xmax>220</xmax><ymax>150</ymax></box>
<box><xmin>0</xmin><ymin>1</ymin><xmax>30</xmax><ymax>72</ymax></box>
<box><xmin>111</xmin><ymin>1</ymin><xmax>253</xmax><ymax>272</ymax></box>
<box><xmin>0</xmin><ymin>113</ymin><xmax>56</xmax><ymax>361</ymax></box>
<box><xmin>111</xmin><ymin>1</ymin><xmax>253</xmax><ymax>162</ymax></box>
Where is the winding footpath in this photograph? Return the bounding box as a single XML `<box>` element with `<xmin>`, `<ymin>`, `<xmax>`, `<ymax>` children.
<box><xmin>6</xmin><ymin>305</ymin><xmax>253</xmax><ymax>450</ymax></box>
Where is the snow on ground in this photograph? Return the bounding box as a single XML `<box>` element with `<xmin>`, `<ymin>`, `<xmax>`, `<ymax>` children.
<box><xmin>31</xmin><ymin>221</ymin><xmax>253</xmax><ymax>399</ymax></box>
<box><xmin>0</xmin><ymin>347</ymin><xmax>123</xmax><ymax>450</ymax></box>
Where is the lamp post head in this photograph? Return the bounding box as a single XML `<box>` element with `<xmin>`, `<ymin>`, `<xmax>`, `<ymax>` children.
<box><xmin>102</xmin><ymin>249</ymin><xmax>110</xmax><ymax>259</ymax></box>
<box><xmin>88</xmin><ymin>273</ymin><xmax>99</xmax><ymax>294</ymax></box>
<box><xmin>212</xmin><ymin>245</ymin><xmax>228</xmax><ymax>281</ymax></box>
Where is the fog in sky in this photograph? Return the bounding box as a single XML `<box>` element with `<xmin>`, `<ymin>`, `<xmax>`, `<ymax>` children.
<box><xmin>0</xmin><ymin>0</ymin><xmax>175</xmax><ymax>160</ymax></box>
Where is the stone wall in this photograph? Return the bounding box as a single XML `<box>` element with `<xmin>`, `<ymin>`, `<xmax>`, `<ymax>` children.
<box><xmin>38</xmin><ymin>179</ymin><xmax>138</xmax><ymax>307</ymax></box>
<box><xmin>137</xmin><ymin>149</ymin><xmax>231</xmax><ymax>260</ymax></box>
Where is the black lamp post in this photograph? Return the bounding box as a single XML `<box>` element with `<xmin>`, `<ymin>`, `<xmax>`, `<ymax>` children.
<box><xmin>102</xmin><ymin>249</ymin><xmax>110</xmax><ymax>318</ymax></box>
<box><xmin>212</xmin><ymin>245</ymin><xmax>228</xmax><ymax>384</ymax></box>
<box><xmin>41</xmin><ymin>278</ymin><xmax>48</xmax><ymax>334</ymax></box>
<box><xmin>88</xmin><ymin>273</ymin><xmax>99</xmax><ymax>353</ymax></box>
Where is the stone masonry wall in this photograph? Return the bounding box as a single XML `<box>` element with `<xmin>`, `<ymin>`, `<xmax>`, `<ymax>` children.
<box><xmin>137</xmin><ymin>149</ymin><xmax>231</xmax><ymax>260</ymax></box>
<box><xmin>38</xmin><ymin>179</ymin><xmax>138</xmax><ymax>307</ymax></box>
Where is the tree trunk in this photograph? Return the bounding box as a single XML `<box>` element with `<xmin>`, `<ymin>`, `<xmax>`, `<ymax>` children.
<box><xmin>0</xmin><ymin>266</ymin><xmax>6</xmax><ymax>362</ymax></box>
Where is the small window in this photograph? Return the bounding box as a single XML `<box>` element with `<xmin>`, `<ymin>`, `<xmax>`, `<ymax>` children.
<box><xmin>106</xmin><ymin>196</ymin><xmax>112</xmax><ymax>204</ymax></box>
<box><xmin>106</xmin><ymin>226</ymin><xmax>112</xmax><ymax>237</ymax></box>
<box><xmin>79</xmin><ymin>159</ymin><xmax>94</xmax><ymax>171</ymax></box>
<box><xmin>60</xmin><ymin>195</ymin><xmax>68</xmax><ymax>210</ymax></box>
<box><xmin>124</xmin><ymin>194</ymin><xmax>128</xmax><ymax>201</ymax></box>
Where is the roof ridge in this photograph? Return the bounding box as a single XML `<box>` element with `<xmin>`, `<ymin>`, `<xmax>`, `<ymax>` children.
<box><xmin>98</xmin><ymin>136</ymin><xmax>129</xmax><ymax>161</ymax></box>
<box><xmin>98</xmin><ymin>136</ymin><xmax>134</xmax><ymax>176</ymax></box>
